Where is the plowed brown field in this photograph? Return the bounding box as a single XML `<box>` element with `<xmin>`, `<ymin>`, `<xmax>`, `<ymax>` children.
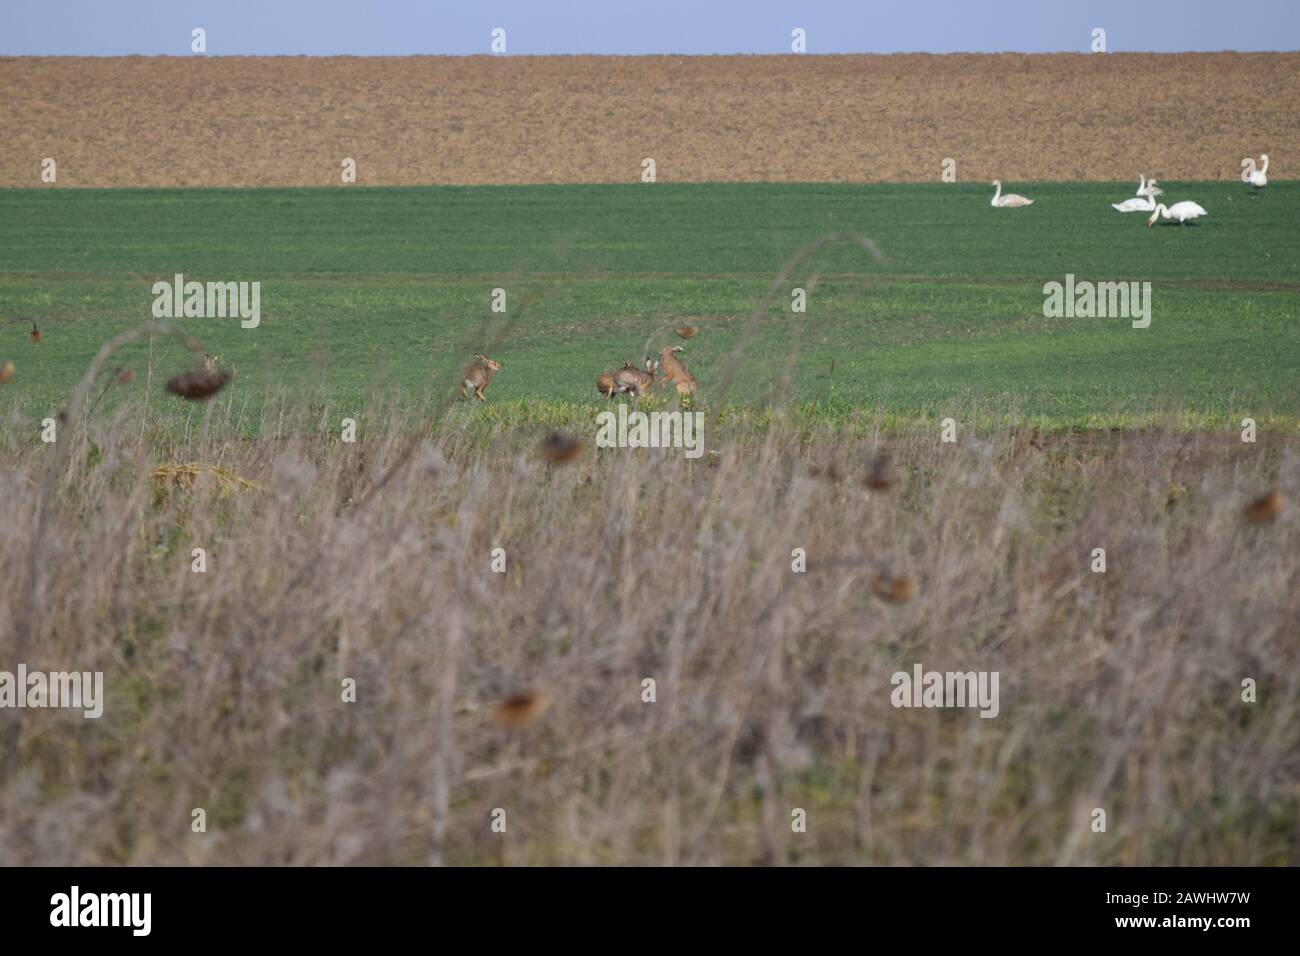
<box><xmin>1</xmin><ymin>53</ymin><xmax>1295</xmax><ymax>187</ymax></box>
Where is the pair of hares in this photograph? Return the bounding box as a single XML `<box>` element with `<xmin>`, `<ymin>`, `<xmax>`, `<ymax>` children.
<box><xmin>596</xmin><ymin>345</ymin><xmax>697</xmax><ymax>399</ymax></box>
<box><xmin>597</xmin><ymin>358</ymin><xmax>658</xmax><ymax>399</ymax></box>
<box><xmin>461</xmin><ymin>353</ymin><xmax>502</xmax><ymax>401</ymax></box>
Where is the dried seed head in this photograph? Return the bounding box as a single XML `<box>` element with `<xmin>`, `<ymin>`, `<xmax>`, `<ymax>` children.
<box><xmin>871</xmin><ymin>575</ymin><xmax>914</xmax><ymax>604</ymax></box>
<box><xmin>115</xmin><ymin>366</ymin><xmax>135</xmax><ymax>385</ymax></box>
<box><xmin>863</xmin><ymin>451</ymin><xmax>896</xmax><ymax>491</ymax></box>
<box><xmin>540</xmin><ymin>431</ymin><xmax>583</xmax><ymax>465</ymax></box>
<box><xmin>166</xmin><ymin>367</ymin><xmax>231</xmax><ymax>401</ymax></box>
<box><xmin>0</xmin><ymin>360</ymin><xmax>13</xmax><ymax>385</ymax></box>
<box><xmin>492</xmin><ymin>691</ymin><xmax>550</xmax><ymax>729</ymax></box>
<box><xmin>1245</xmin><ymin>490</ymin><xmax>1284</xmax><ymax>525</ymax></box>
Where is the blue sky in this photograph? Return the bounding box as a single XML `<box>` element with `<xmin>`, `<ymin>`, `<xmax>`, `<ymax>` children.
<box><xmin>2</xmin><ymin>0</ymin><xmax>1297</xmax><ymax>55</ymax></box>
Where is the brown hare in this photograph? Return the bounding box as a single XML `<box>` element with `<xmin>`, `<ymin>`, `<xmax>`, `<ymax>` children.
<box><xmin>660</xmin><ymin>345</ymin><xmax>698</xmax><ymax>395</ymax></box>
<box><xmin>597</xmin><ymin>360</ymin><xmax>638</xmax><ymax>399</ymax></box>
<box><xmin>461</xmin><ymin>353</ymin><xmax>502</xmax><ymax>401</ymax></box>
<box><xmin>612</xmin><ymin>357</ymin><xmax>658</xmax><ymax>401</ymax></box>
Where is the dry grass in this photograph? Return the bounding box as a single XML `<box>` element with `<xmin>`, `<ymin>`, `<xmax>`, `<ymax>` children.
<box><xmin>0</xmin><ymin>398</ymin><xmax>1296</xmax><ymax>865</ymax></box>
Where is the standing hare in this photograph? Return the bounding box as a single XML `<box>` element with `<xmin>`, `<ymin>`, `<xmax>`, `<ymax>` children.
<box><xmin>659</xmin><ymin>345</ymin><xmax>698</xmax><ymax>395</ymax></box>
<box><xmin>461</xmin><ymin>353</ymin><xmax>502</xmax><ymax>401</ymax></box>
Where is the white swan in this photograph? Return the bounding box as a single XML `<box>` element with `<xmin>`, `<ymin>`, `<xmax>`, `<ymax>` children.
<box><xmin>1248</xmin><ymin>154</ymin><xmax>1269</xmax><ymax>188</ymax></box>
<box><xmin>1113</xmin><ymin>193</ymin><xmax>1156</xmax><ymax>212</ymax></box>
<box><xmin>991</xmin><ymin>179</ymin><xmax>1034</xmax><ymax>207</ymax></box>
<box><xmin>1114</xmin><ymin>174</ymin><xmax>1160</xmax><ymax>210</ymax></box>
<box><xmin>1137</xmin><ymin>174</ymin><xmax>1163</xmax><ymax>198</ymax></box>
<box><xmin>1147</xmin><ymin>201</ymin><xmax>1208</xmax><ymax>227</ymax></box>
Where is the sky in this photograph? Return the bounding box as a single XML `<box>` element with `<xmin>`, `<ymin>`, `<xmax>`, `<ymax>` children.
<box><xmin>2</xmin><ymin>0</ymin><xmax>1297</xmax><ymax>56</ymax></box>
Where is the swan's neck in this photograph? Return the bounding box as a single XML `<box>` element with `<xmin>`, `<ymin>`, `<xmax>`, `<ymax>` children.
<box><xmin>1138</xmin><ymin>174</ymin><xmax>1146</xmax><ymax>193</ymax></box>
<box><xmin>1260</xmin><ymin>155</ymin><xmax>1269</xmax><ymax>174</ymax></box>
<box><xmin>993</xmin><ymin>181</ymin><xmax>1002</xmax><ymax>201</ymax></box>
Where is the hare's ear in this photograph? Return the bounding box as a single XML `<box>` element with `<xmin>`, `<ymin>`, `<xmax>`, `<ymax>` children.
<box><xmin>474</xmin><ymin>353</ymin><xmax>489</xmax><ymax>363</ymax></box>
<box><xmin>653</xmin><ymin>360</ymin><xmax>660</xmax><ymax>371</ymax></box>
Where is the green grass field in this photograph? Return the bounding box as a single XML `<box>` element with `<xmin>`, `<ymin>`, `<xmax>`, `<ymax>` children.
<box><xmin>1</xmin><ymin>181</ymin><xmax>1297</xmax><ymax>428</ymax></box>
